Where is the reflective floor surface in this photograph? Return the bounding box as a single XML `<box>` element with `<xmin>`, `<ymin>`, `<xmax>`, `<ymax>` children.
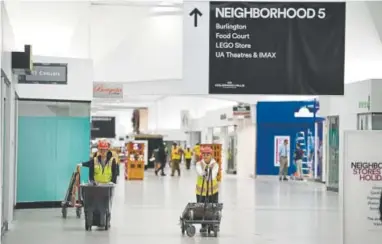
<box><xmin>3</xmin><ymin>166</ymin><xmax>340</xmax><ymax>244</ymax></box>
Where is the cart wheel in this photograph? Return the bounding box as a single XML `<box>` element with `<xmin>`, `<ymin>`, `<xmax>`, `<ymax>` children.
<box><xmin>186</xmin><ymin>225</ymin><xmax>196</xmax><ymax>237</ymax></box>
<box><xmin>76</xmin><ymin>208</ymin><xmax>81</xmax><ymax>218</ymax></box>
<box><xmin>213</xmin><ymin>226</ymin><xmax>219</xmax><ymax>237</ymax></box>
<box><xmin>181</xmin><ymin>222</ymin><xmax>185</xmax><ymax>235</ymax></box>
<box><xmin>105</xmin><ymin>215</ymin><xmax>110</xmax><ymax>230</ymax></box>
<box><xmin>62</xmin><ymin>207</ymin><xmax>67</xmax><ymax>218</ymax></box>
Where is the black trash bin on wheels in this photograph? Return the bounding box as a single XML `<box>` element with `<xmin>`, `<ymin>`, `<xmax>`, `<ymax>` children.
<box><xmin>81</xmin><ymin>183</ymin><xmax>115</xmax><ymax>231</ymax></box>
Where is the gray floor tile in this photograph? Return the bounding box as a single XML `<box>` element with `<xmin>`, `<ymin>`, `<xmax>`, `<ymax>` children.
<box><xmin>3</xmin><ymin>166</ymin><xmax>340</xmax><ymax>244</ymax></box>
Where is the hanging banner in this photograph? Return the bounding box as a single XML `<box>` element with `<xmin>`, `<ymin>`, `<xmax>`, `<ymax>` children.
<box><xmin>91</xmin><ymin>116</ymin><xmax>116</xmax><ymax>139</ymax></box>
<box><xmin>274</xmin><ymin>136</ymin><xmax>290</xmax><ymax>167</ymax></box>
<box><xmin>183</xmin><ymin>1</ymin><xmax>345</xmax><ymax>95</ymax></box>
<box><xmin>343</xmin><ymin>131</ymin><xmax>382</xmax><ymax>244</ymax></box>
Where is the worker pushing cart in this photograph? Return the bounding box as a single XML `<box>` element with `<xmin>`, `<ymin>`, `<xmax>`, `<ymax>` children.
<box><xmin>179</xmin><ymin>146</ymin><xmax>223</xmax><ymax>237</ymax></box>
<box><xmin>195</xmin><ymin>146</ymin><xmax>220</xmax><ymax>233</ymax></box>
<box><xmin>77</xmin><ymin>140</ymin><xmax>118</xmax><ymax>231</ymax></box>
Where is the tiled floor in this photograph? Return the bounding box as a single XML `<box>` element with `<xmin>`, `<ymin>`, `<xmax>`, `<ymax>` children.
<box><xmin>3</xmin><ymin>166</ymin><xmax>340</xmax><ymax>244</ymax></box>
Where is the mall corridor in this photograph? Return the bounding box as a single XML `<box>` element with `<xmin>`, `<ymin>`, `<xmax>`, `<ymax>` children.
<box><xmin>3</xmin><ymin>169</ymin><xmax>340</xmax><ymax>244</ymax></box>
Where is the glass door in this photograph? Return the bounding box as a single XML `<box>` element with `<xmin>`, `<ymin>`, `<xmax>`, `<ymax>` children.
<box><xmin>327</xmin><ymin>116</ymin><xmax>339</xmax><ymax>192</ymax></box>
<box><xmin>226</xmin><ymin>125</ymin><xmax>237</xmax><ymax>174</ymax></box>
<box><xmin>226</xmin><ymin>135</ymin><xmax>237</xmax><ymax>174</ymax></box>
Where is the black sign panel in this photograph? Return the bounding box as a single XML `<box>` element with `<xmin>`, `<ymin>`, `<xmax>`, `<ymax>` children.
<box><xmin>91</xmin><ymin>116</ymin><xmax>116</xmax><ymax>139</ymax></box>
<box><xmin>18</xmin><ymin>63</ymin><xmax>68</xmax><ymax>85</ymax></box>
<box><xmin>209</xmin><ymin>2</ymin><xmax>345</xmax><ymax>95</ymax></box>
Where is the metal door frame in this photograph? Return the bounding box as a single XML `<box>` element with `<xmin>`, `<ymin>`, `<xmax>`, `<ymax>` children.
<box><xmin>1</xmin><ymin>73</ymin><xmax>11</xmax><ymax>237</ymax></box>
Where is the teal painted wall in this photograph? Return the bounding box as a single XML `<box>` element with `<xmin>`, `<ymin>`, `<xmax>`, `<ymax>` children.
<box><xmin>17</xmin><ymin>116</ymin><xmax>90</xmax><ymax>202</ymax></box>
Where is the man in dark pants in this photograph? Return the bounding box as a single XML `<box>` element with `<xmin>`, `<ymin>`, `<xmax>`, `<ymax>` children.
<box><xmin>195</xmin><ymin>146</ymin><xmax>219</xmax><ymax>233</ymax></box>
<box><xmin>155</xmin><ymin>144</ymin><xmax>166</xmax><ymax>176</ymax></box>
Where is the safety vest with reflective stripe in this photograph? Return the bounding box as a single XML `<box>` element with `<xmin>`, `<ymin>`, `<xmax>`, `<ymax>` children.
<box><xmin>94</xmin><ymin>157</ymin><xmax>115</xmax><ymax>183</ymax></box>
<box><xmin>195</xmin><ymin>162</ymin><xmax>219</xmax><ymax>196</ymax></box>
<box><xmin>184</xmin><ymin>150</ymin><xmax>192</xmax><ymax>159</ymax></box>
<box><xmin>193</xmin><ymin>145</ymin><xmax>200</xmax><ymax>156</ymax></box>
<box><xmin>172</xmin><ymin>147</ymin><xmax>181</xmax><ymax>160</ymax></box>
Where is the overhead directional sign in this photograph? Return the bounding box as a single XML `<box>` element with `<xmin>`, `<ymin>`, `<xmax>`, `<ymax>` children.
<box><xmin>189</xmin><ymin>8</ymin><xmax>202</xmax><ymax>27</ymax></box>
<box><xmin>183</xmin><ymin>1</ymin><xmax>346</xmax><ymax>95</ymax></box>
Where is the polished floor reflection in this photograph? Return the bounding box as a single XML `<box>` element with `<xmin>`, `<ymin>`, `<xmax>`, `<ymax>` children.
<box><xmin>4</xmin><ymin>167</ymin><xmax>340</xmax><ymax>244</ymax></box>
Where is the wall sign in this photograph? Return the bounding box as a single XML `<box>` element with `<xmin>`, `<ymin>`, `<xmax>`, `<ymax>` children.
<box><xmin>91</xmin><ymin>116</ymin><xmax>116</xmax><ymax>139</ymax></box>
<box><xmin>343</xmin><ymin>131</ymin><xmax>382</xmax><ymax>244</ymax></box>
<box><xmin>18</xmin><ymin>63</ymin><xmax>68</xmax><ymax>85</ymax></box>
<box><xmin>233</xmin><ymin>104</ymin><xmax>251</xmax><ymax>117</ymax></box>
<box><xmin>93</xmin><ymin>82</ymin><xmax>123</xmax><ymax>98</ymax></box>
<box><xmin>183</xmin><ymin>1</ymin><xmax>345</xmax><ymax>95</ymax></box>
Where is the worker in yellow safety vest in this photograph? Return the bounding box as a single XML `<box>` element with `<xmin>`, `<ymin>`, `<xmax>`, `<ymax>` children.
<box><xmin>195</xmin><ymin>146</ymin><xmax>219</xmax><ymax>233</ymax></box>
<box><xmin>193</xmin><ymin>143</ymin><xmax>201</xmax><ymax>163</ymax></box>
<box><xmin>171</xmin><ymin>143</ymin><xmax>182</xmax><ymax>176</ymax></box>
<box><xmin>184</xmin><ymin>147</ymin><xmax>193</xmax><ymax>170</ymax></box>
<box><xmin>79</xmin><ymin>140</ymin><xmax>118</xmax><ymax>184</ymax></box>
<box><xmin>92</xmin><ymin>140</ymin><xmax>121</xmax><ymax>176</ymax></box>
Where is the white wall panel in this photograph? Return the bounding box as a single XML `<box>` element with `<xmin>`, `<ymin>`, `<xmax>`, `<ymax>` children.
<box><xmin>6</xmin><ymin>1</ymin><xmax>89</xmax><ymax>57</ymax></box>
<box><xmin>90</xmin><ymin>5</ymin><xmax>182</xmax><ymax>82</ymax></box>
<box><xmin>148</xmin><ymin>96</ymin><xmax>237</xmax><ymax>131</ymax></box>
<box><xmin>16</xmin><ymin>56</ymin><xmax>93</xmax><ymax>101</ymax></box>
<box><xmin>1</xmin><ymin>2</ymin><xmax>14</xmax><ymax>79</ymax></box>
<box><xmin>344</xmin><ymin>2</ymin><xmax>382</xmax><ymax>83</ymax></box>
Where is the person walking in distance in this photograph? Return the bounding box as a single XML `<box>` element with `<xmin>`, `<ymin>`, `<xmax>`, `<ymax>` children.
<box><xmin>279</xmin><ymin>139</ymin><xmax>289</xmax><ymax>181</ymax></box>
<box><xmin>171</xmin><ymin>143</ymin><xmax>182</xmax><ymax>176</ymax></box>
<box><xmin>155</xmin><ymin>143</ymin><xmax>167</xmax><ymax>176</ymax></box>
<box><xmin>184</xmin><ymin>147</ymin><xmax>193</xmax><ymax>170</ymax></box>
<box><xmin>294</xmin><ymin>143</ymin><xmax>304</xmax><ymax>180</ymax></box>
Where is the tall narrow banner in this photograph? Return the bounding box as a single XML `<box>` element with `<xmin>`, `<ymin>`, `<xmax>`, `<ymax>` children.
<box><xmin>343</xmin><ymin>131</ymin><xmax>382</xmax><ymax>244</ymax></box>
<box><xmin>208</xmin><ymin>2</ymin><xmax>345</xmax><ymax>95</ymax></box>
<box><xmin>274</xmin><ymin>136</ymin><xmax>290</xmax><ymax>167</ymax></box>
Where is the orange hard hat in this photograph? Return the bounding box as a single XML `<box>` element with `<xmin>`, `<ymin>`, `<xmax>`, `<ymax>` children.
<box><xmin>200</xmin><ymin>146</ymin><xmax>213</xmax><ymax>154</ymax></box>
<box><xmin>98</xmin><ymin>140</ymin><xmax>109</xmax><ymax>150</ymax></box>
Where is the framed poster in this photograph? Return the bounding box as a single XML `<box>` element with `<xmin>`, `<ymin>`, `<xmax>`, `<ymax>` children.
<box><xmin>274</xmin><ymin>136</ymin><xmax>290</xmax><ymax>167</ymax></box>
